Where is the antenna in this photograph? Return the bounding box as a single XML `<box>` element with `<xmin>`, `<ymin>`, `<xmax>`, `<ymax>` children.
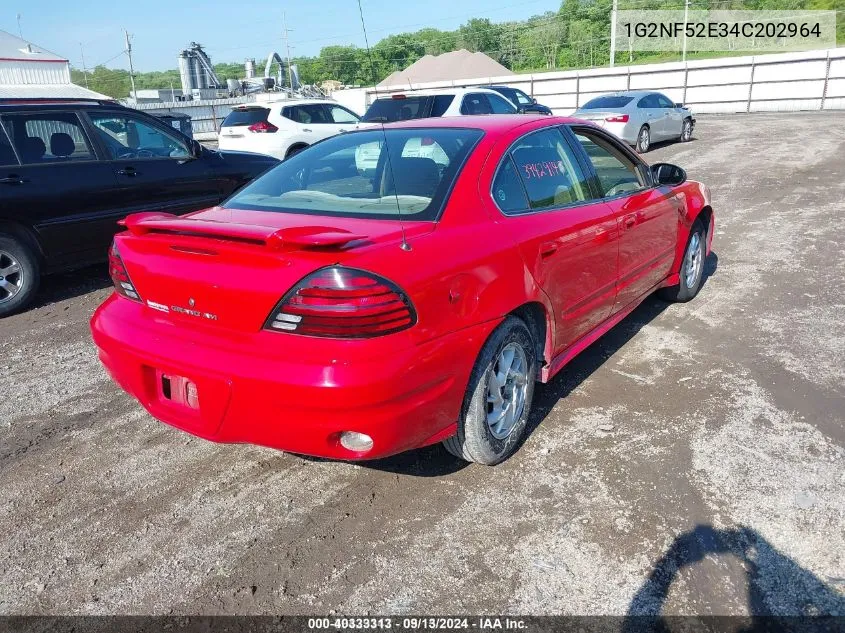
<box><xmin>356</xmin><ymin>0</ymin><xmax>411</xmax><ymax>252</ymax></box>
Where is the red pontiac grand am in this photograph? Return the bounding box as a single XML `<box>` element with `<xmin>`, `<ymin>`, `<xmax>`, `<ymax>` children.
<box><xmin>91</xmin><ymin>115</ymin><xmax>713</xmax><ymax>465</ymax></box>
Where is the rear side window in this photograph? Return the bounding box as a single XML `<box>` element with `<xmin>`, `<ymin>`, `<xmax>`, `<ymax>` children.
<box><xmin>225</xmin><ymin>127</ymin><xmax>483</xmax><ymax>221</ymax></box>
<box><xmin>507</xmin><ymin>128</ymin><xmax>590</xmax><ymax>212</ymax></box>
<box><xmin>0</xmin><ymin>125</ymin><xmax>18</xmax><ymax>166</ymax></box>
<box><xmin>430</xmin><ymin>95</ymin><xmax>454</xmax><ymax>117</ymax></box>
<box><xmin>637</xmin><ymin>94</ymin><xmax>660</xmax><ymax>108</ymax></box>
<box><xmin>2</xmin><ymin>112</ymin><xmax>94</xmax><ymax>164</ymax></box>
<box><xmin>582</xmin><ymin>96</ymin><xmax>634</xmax><ymax>110</ymax></box>
<box><xmin>362</xmin><ymin>97</ymin><xmax>430</xmax><ymax>122</ymax></box>
<box><xmin>491</xmin><ymin>157</ymin><xmax>528</xmax><ymax>213</ymax></box>
<box><xmin>222</xmin><ymin>108</ymin><xmax>270</xmax><ymax>127</ymax></box>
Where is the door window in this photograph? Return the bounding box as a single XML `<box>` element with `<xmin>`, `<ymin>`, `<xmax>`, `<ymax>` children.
<box><xmin>2</xmin><ymin>112</ymin><xmax>95</xmax><ymax>164</ymax></box>
<box><xmin>573</xmin><ymin>130</ymin><xmax>644</xmax><ymax>198</ymax></box>
<box><xmin>89</xmin><ymin>113</ymin><xmax>190</xmax><ymax>160</ymax></box>
<box><xmin>637</xmin><ymin>94</ymin><xmax>660</xmax><ymax>108</ymax></box>
<box><xmin>460</xmin><ymin>94</ymin><xmax>493</xmax><ymax>115</ymax></box>
<box><xmin>0</xmin><ymin>125</ymin><xmax>18</xmax><ymax>166</ymax></box>
<box><xmin>496</xmin><ymin>128</ymin><xmax>591</xmax><ymax>214</ymax></box>
<box><xmin>326</xmin><ymin>105</ymin><xmax>359</xmax><ymax>124</ymax></box>
<box><xmin>487</xmin><ymin>94</ymin><xmax>518</xmax><ymax>114</ymax></box>
<box><xmin>430</xmin><ymin>95</ymin><xmax>455</xmax><ymax>117</ymax></box>
<box><xmin>283</xmin><ymin>104</ymin><xmax>332</xmax><ymax>124</ymax></box>
<box><xmin>656</xmin><ymin>94</ymin><xmax>675</xmax><ymax>108</ymax></box>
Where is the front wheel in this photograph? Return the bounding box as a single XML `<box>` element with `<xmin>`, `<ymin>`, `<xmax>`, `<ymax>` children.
<box><xmin>658</xmin><ymin>219</ymin><xmax>706</xmax><ymax>303</ymax></box>
<box><xmin>443</xmin><ymin>316</ymin><xmax>537</xmax><ymax>465</ymax></box>
<box><xmin>636</xmin><ymin>125</ymin><xmax>650</xmax><ymax>153</ymax></box>
<box><xmin>680</xmin><ymin>118</ymin><xmax>693</xmax><ymax>142</ymax></box>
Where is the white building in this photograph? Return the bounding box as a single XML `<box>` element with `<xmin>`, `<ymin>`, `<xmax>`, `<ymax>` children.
<box><xmin>0</xmin><ymin>29</ymin><xmax>109</xmax><ymax>99</ymax></box>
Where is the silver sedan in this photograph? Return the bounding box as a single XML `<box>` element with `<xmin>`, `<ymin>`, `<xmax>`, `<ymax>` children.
<box><xmin>572</xmin><ymin>91</ymin><xmax>695</xmax><ymax>153</ymax></box>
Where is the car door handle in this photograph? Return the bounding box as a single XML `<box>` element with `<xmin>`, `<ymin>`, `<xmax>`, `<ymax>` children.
<box><xmin>0</xmin><ymin>175</ymin><xmax>26</xmax><ymax>185</ymax></box>
<box><xmin>593</xmin><ymin>227</ymin><xmax>611</xmax><ymax>243</ymax></box>
<box><xmin>302</xmin><ymin>128</ymin><xmax>312</xmax><ymax>133</ymax></box>
<box><xmin>623</xmin><ymin>214</ymin><xmax>637</xmax><ymax>229</ymax></box>
<box><xmin>116</xmin><ymin>167</ymin><xmax>139</xmax><ymax>177</ymax></box>
<box><xmin>540</xmin><ymin>241</ymin><xmax>560</xmax><ymax>257</ymax></box>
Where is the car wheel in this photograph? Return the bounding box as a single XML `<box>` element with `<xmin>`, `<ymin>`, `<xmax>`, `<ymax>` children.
<box><xmin>285</xmin><ymin>144</ymin><xmax>307</xmax><ymax>159</ymax></box>
<box><xmin>0</xmin><ymin>233</ymin><xmax>40</xmax><ymax>318</ymax></box>
<box><xmin>636</xmin><ymin>125</ymin><xmax>650</xmax><ymax>153</ymax></box>
<box><xmin>658</xmin><ymin>219</ymin><xmax>706</xmax><ymax>303</ymax></box>
<box><xmin>681</xmin><ymin>118</ymin><xmax>693</xmax><ymax>142</ymax></box>
<box><xmin>443</xmin><ymin>316</ymin><xmax>537</xmax><ymax>465</ymax></box>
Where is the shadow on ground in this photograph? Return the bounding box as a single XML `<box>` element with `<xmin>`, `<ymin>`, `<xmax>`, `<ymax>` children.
<box><xmin>622</xmin><ymin>525</ymin><xmax>845</xmax><ymax>630</ymax></box>
<box><xmin>30</xmin><ymin>263</ymin><xmax>111</xmax><ymax>310</ymax></box>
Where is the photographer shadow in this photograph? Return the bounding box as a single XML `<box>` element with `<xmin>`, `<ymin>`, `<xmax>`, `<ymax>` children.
<box><xmin>623</xmin><ymin>525</ymin><xmax>845</xmax><ymax>632</ymax></box>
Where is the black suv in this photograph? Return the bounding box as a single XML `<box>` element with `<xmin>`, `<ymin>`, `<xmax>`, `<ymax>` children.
<box><xmin>488</xmin><ymin>86</ymin><xmax>553</xmax><ymax>115</ymax></box>
<box><xmin>0</xmin><ymin>99</ymin><xmax>279</xmax><ymax>316</ymax></box>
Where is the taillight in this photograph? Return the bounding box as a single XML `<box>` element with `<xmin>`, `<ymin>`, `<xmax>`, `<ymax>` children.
<box><xmin>605</xmin><ymin>114</ymin><xmax>629</xmax><ymax>123</ymax></box>
<box><xmin>108</xmin><ymin>241</ymin><xmax>141</xmax><ymax>302</ymax></box>
<box><xmin>248</xmin><ymin>121</ymin><xmax>278</xmax><ymax>133</ymax></box>
<box><xmin>265</xmin><ymin>267</ymin><xmax>416</xmax><ymax>338</ymax></box>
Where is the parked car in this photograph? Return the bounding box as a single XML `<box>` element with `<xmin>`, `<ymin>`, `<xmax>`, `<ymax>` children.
<box><xmin>488</xmin><ymin>85</ymin><xmax>553</xmax><ymax>115</ymax></box>
<box><xmin>218</xmin><ymin>99</ymin><xmax>361</xmax><ymax>160</ymax></box>
<box><xmin>91</xmin><ymin>115</ymin><xmax>714</xmax><ymax>465</ymax></box>
<box><xmin>361</xmin><ymin>88</ymin><xmax>517</xmax><ymax>122</ymax></box>
<box><xmin>0</xmin><ymin>99</ymin><xmax>278</xmax><ymax>317</ymax></box>
<box><xmin>572</xmin><ymin>91</ymin><xmax>695</xmax><ymax>153</ymax></box>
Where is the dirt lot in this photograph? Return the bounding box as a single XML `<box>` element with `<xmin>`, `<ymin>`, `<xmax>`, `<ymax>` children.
<box><xmin>1</xmin><ymin>112</ymin><xmax>843</xmax><ymax>616</ymax></box>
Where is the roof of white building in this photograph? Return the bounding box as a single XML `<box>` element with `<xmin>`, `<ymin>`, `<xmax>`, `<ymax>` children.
<box><xmin>0</xmin><ymin>84</ymin><xmax>111</xmax><ymax>100</ymax></box>
<box><xmin>0</xmin><ymin>29</ymin><xmax>67</xmax><ymax>62</ymax></box>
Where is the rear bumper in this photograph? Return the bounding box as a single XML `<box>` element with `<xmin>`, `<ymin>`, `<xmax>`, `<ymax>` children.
<box><xmin>91</xmin><ymin>294</ymin><xmax>496</xmax><ymax>460</ymax></box>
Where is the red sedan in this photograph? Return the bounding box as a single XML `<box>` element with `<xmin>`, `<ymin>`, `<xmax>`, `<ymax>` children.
<box><xmin>91</xmin><ymin>115</ymin><xmax>713</xmax><ymax>465</ymax></box>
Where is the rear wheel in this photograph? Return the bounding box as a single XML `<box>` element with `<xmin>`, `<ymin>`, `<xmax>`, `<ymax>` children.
<box><xmin>0</xmin><ymin>233</ymin><xmax>40</xmax><ymax>317</ymax></box>
<box><xmin>443</xmin><ymin>316</ymin><xmax>537</xmax><ymax>465</ymax></box>
<box><xmin>658</xmin><ymin>219</ymin><xmax>706</xmax><ymax>303</ymax></box>
<box><xmin>285</xmin><ymin>143</ymin><xmax>308</xmax><ymax>159</ymax></box>
<box><xmin>636</xmin><ymin>125</ymin><xmax>650</xmax><ymax>153</ymax></box>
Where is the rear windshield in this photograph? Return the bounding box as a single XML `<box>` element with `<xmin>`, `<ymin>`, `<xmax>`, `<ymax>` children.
<box><xmin>222</xmin><ymin>107</ymin><xmax>270</xmax><ymax>127</ymax></box>
<box><xmin>362</xmin><ymin>97</ymin><xmax>431</xmax><ymax>122</ymax></box>
<box><xmin>581</xmin><ymin>96</ymin><xmax>634</xmax><ymax>110</ymax></box>
<box><xmin>224</xmin><ymin>127</ymin><xmax>483</xmax><ymax>221</ymax></box>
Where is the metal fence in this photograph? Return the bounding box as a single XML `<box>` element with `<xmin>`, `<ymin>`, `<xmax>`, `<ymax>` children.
<box><xmin>331</xmin><ymin>47</ymin><xmax>845</xmax><ymax>116</ymax></box>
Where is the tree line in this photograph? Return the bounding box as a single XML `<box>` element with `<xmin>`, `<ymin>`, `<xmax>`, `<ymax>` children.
<box><xmin>72</xmin><ymin>0</ymin><xmax>843</xmax><ymax>99</ymax></box>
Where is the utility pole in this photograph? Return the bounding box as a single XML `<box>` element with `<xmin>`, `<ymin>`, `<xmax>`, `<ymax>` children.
<box><xmin>16</xmin><ymin>14</ymin><xmax>23</xmax><ymax>39</ymax></box>
<box><xmin>283</xmin><ymin>12</ymin><xmax>294</xmax><ymax>92</ymax></box>
<box><xmin>609</xmin><ymin>0</ymin><xmax>618</xmax><ymax>67</ymax></box>
<box><xmin>79</xmin><ymin>42</ymin><xmax>89</xmax><ymax>89</ymax></box>
<box><xmin>124</xmin><ymin>29</ymin><xmax>137</xmax><ymax>101</ymax></box>
<box><xmin>682</xmin><ymin>0</ymin><xmax>690</xmax><ymax>62</ymax></box>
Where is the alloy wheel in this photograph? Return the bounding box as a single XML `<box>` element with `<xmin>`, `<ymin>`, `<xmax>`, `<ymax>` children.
<box><xmin>684</xmin><ymin>231</ymin><xmax>703</xmax><ymax>289</ymax></box>
<box><xmin>639</xmin><ymin>128</ymin><xmax>650</xmax><ymax>152</ymax></box>
<box><xmin>486</xmin><ymin>342</ymin><xmax>529</xmax><ymax>440</ymax></box>
<box><xmin>0</xmin><ymin>250</ymin><xmax>23</xmax><ymax>304</ymax></box>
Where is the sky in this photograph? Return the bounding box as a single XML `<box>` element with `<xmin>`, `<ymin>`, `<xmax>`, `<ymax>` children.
<box><xmin>4</xmin><ymin>0</ymin><xmax>560</xmax><ymax>72</ymax></box>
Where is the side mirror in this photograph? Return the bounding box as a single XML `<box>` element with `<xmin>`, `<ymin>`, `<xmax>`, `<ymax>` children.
<box><xmin>675</xmin><ymin>102</ymin><xmax>684</xmax><ymax>108</ymax></box>
<box><xmin>532</xmin><ymin>97</ymin><xmax>538</xmax><ymax>104</ymax></box>
<box><xmin>190</xmin><ymin>139</ymin><xmax>203</xmax><ymax>158</ymax></box>
<box><xmin>651</xmin><ymin>162</ymin><xmax>686</xmax><ymax>186</ymax></box>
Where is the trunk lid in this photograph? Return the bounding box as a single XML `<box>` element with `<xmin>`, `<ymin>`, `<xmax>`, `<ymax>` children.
<box><xmin>117</xmin><ymin>207</ymin><xmax>433</xmax><ymax>333</ymax></box>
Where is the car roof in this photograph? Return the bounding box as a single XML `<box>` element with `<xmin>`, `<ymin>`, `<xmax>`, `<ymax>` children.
<box><xmin>377</xmin><ymin>114</ymin><xmax>580</xmax><ymax>134</ymax></box>
<box><xmin>372</xmin><ymin>87</ymin><xmax>503</xmax><ymax>99</ymax></box>
<box><xmin>0</xmin><ymin>99</ymin><xmax>124</xmax><ymax>111</ymax></box>
<box><xmin>590</xmin><ymin>90</ymin><xmax>659</xmax><ymax>98</ymax></box>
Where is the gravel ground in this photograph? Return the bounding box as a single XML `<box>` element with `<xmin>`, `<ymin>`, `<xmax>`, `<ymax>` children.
<box><xmin>1</xmin><ymin>112</ymin><xmax>843</xmax><ymax>616</ymax></box>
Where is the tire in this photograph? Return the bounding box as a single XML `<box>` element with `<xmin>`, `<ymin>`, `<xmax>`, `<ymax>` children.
<box><xmin>636</xmin><ymin>125</ymin><xmax>650</xmax><ymax>153</ymax></box>
<box><xmin>0</xmin><ymin>232</ymin><xmax>40</xmax><ymax>318</ymax></box>
<box><xmin>285</xmin><ymin>144</ymin><xmax>307</xmax><ymax>159</ymax></box>
<box><xmin>443</xmin><ymin>316</ymin><xmax>537</xmax><ymax>465</ymax></box>
<box><xmin>658</xmin><ymin>219</ymin><xmax>706</xmax><ymax>303</ymax></box>
<box><xmin>680</xmin><ymin>118</ymin><xmax>693</xmax><ymax>142</ymax></box>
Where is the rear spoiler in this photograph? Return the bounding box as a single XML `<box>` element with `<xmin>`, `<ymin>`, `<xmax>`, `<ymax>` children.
<box><xmin>120</xmin><ymin>212</ymin><xmax>366</xmax><ymax>250</ymax></box>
